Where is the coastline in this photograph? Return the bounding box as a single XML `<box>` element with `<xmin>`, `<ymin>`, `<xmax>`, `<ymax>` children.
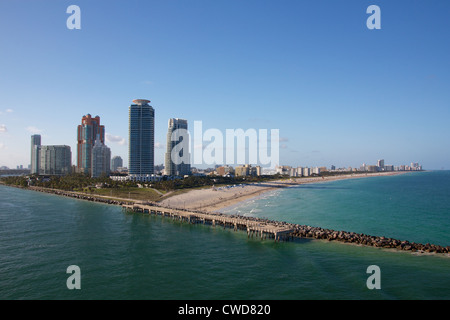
<box><xmin>160</xmin><ymin>171</ymin><xmax>408</xmax><ymax>213</ymax></box>
<box><xmin>0</xmin><ymin>171</ymin><xmax>408</xmax><ymax>211</ymax></box>
<box><xmin>6</xmin><ymin>171</ymin><xmax>448</xmax><ymax>255</ymax></box>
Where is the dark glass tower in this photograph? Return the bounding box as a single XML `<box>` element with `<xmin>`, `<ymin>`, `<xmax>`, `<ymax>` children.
<box><xmin>165</xmin><ymin>118</ymin><xmax>190</xmax><ymax>176</ymax></box>
<box><xmin>129</xmin><ymin>99</ymin><xmax>154</xmax><ymax>177</ymax></box>
<box><xmin>30</xmin><ymin>134</ymin><xmax>41</xmax><ymax>174</ymax></box>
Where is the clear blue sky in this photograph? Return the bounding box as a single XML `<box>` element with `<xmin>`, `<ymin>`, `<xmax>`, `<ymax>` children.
<box><xmin>1</xmin><ymin>0</ymin><xmax>449</xmax><ymax>170</ymax></box>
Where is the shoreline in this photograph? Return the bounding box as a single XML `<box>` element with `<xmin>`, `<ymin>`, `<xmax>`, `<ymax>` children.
<box><xmin>160</xmin><ymin>171</ymin><xmax>409</xmax><ymax>213</ymax></box>
<box><xmin>5</xmin><ymin>171</ymin><xmax>448</xmax><ymax>255</ymax></box>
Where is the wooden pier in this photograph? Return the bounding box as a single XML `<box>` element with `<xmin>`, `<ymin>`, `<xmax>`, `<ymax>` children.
<box><xmin>122</xmin><ymin>203</ymin><xmax>295</xmax><ymax>241</ymax></box>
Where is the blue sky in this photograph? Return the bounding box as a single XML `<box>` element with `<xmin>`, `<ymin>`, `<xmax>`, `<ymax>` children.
<box><xmin>0</xmin><ymin>0</ymin><xmax>449</xmax><ymax>170</ymax></box>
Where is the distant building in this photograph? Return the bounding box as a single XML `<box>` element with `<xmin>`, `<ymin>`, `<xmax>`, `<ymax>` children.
<box><xmin>110</xmin><ymin>175</ymin><xmax>131</xmax><ymax>182</ymax></box>
<box><xmin>129</xmin><ymin>99</ymin><xmax>155</xmax><ymax>180</ymax></box>
<box><xmin>30</xmin><ymin>134</ymin><xmax>41</xmax><ymax>174</ymax></box>
<box><xmin>111</xmin><ymin>156</ymin><xmax>123</xmax><ymax>172</ymax></box>
<box><xmin>290</xmin><ymin>167</ymin><xmax>299</xmax><ymax>177</ymax></box>
<box><xmin>411</xmin><ymin>162</ymin><xmax>421</xmax><ymax>170</ymax></box>
<box><xmin>303</xmin><ymin>167</ymin><xmax>310</xmax><ymax>177</ymax></box>
<box><xmin>216</xmin><ymin>165</ymin><xmax>235</xmax><ymax>176</ymax></box>
<box><xmin>377</xmin><ymin>159</ymin><xmax>385</xmax><ymax>171</ymax></box>
<box><xmin>77</xmin><ymin>114</ymin><xmax>105</xmax><ymax>175</ymax></box>
<box><xmin>367</xmin><ymin>165</ymin><xmax>378</xmax><ymax>172</ymax></box>
<box><xmin>276</xmin><ymin>165</ymin><xmax>291</xmax><ymax>175</ymax></box>
<box><xmin>235</xmin><ymin>164</ymin><xmax>260</xmax><ymax>177</ymax></box>
<box><xmin>164</xmin><ymin>118</ymin><xmax>190</xmax><ymax>176</ymax></box>
<box><xmin>39</xmin><ymin>145</ymin><xmax>72</xmax><ymax>176</ymax></box>
<box><xmin>235</xmin><ymin>165</ymin><xmax>249</xmax><ymax>177</ymax></box>
<box><xmin>91</xmin><ymin>135</ymin><xmax>111</xmax><ymax>178</ymax></box>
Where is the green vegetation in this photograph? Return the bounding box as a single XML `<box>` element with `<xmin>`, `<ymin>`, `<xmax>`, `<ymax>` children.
<box><xmin>0</xmin><ymin>173</ymin><xmax>284</xmax><ymax>202</ymax></box>
<box><xmin>0</xmin><ymin>175</ymin><xmax>29</xmax><ymax>188</ymax></box>
<box><xmin>90</xmin><ymin>186</ymin><xmax>164</xmax><ymax>201</ymax></box>
<box><xmin>0</xmin><ymin>171</ymin><xmax>386</xmax><ymax>203</ymax></box>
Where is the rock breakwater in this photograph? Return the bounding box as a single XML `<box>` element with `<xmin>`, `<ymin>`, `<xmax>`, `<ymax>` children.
<box><xmin>292</xmin><ymin>225</ymin><xmax>450</xmax><ymax>254</ymax></box>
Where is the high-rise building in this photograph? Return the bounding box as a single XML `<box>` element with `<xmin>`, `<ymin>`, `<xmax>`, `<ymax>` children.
<box><xmin>377</xmin><ymin>159</ymin><xmax>385</xmax><ymax>170</ymax></box>
<box><xmin>30</xmin><ymin>134</ymin><xmax>41</xmax><ymax>174</ymax></box>
<box><xmin>129</xmin><ymin>99</ymin><xmax>155</xmax><ymax>179</ymax></box>
<box><xmin>77</xmin><ymin>114</ymin><xmax>105</xmax><ymax>175</ymax></box>
<box><xmin>216</xmin><ymin>165</ymin><xmax>235</xmax><ymax>176</ymax></box>
<box><xmin>39</xmin><ymin>145</ymin><xmax>72</xmax><ymax>176</ymax></box>
<box><xmin>235</xmin><ymin>164</ymin><xmax>259</xmax><ymax>177</ymax></box>
<box><xmin>235</xmin><ymin>165</ymin><xmax>249</xmax><ymax>177</ymax></box>
<box><xmin>111</xmin><ymin>156</ymin><xmax>123</xmax><ymax>172</ymax></box>
<box><xmin>164</xmin><ymin>118</ymin><xmax>191</xmax><ymax>176</ymax></box>
<box><xmin>303</xmin><ymin>167</ymin><xmax>310</xmax><ymax>177</ymax></box>
<box><xmin>91</xmin><ymin>135</ymin><xmax>111</xmax><ymax>178</ymax></box>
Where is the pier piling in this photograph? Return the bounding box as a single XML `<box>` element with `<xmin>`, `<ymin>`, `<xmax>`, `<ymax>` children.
<box><xmin>123</xmin><ymin>204</ymin><xmax>295</xmax><ymax>242</ymax></box>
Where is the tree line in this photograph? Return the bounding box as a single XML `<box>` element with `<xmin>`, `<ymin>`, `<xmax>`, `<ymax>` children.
<box><xmin>0</xmin><ymin>173</ymin><xmax>283</xmax><ymax>192</ymax></box>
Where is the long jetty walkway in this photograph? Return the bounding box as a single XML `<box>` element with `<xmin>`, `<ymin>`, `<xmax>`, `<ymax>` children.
<box><xmin>123</xmin><ymin>203</ymin><xmax>450</xmax><ymax>254</ymax></box>
<box><xmin>123</xmin><ymin>203</ymin><xmax>295</xmax><ymax>241</ymax></box>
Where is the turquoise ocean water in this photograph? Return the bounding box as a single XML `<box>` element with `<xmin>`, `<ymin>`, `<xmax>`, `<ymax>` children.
<box><xmin>0</xmin><ymin>171</ymin><xmax>449</xmax><ymax>300</ymax></box>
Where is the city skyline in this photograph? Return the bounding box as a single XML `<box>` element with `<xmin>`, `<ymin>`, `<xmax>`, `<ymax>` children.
<box><xmin>1</xmin><ymin>1</ymin><xmax>450</xmax><ymax>170</ymax></box>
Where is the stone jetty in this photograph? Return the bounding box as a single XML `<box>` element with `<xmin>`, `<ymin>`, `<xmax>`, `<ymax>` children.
<box><xmin>124</xmin><ymin>203</ymin><xmax>450</xmax><ymax>255</ymax></box>
<box><xmin>291</xmin><ymin>225</ymin><xmax>450</xmax><ymax>254</ymax></box>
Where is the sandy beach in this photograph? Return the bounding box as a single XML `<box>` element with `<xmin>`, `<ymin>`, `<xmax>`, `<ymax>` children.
<box><xmin>159</xmin><ymin>171</ymin><xmax>406</xmax><ymax>212</ymax></box>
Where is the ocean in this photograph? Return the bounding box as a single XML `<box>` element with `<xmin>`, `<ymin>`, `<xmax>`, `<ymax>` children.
<box><xmin>0</xmin><ymin>171</ymin><xmax>449</xmax><ymax>300</ymax></box>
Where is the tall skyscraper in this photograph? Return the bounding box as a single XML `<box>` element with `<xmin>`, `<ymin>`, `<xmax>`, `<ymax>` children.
<box><xmin>111</xmin><ymin>156</ymin><xmax>123</xmax><ymax>172</ymax></box>
<box><xmin>91</xmin><ymin>135</ymin><xmax>111</xmax><ymax>178</ymax></box>
<box><xmin>77</xmin><ymin>114</ymin><xmax>105</xmax><ymax>175</ymax></box>
<box><xmin>165</xmin><ymin>118</ymin><xmax>191</xmax><ymax>176</ymax></box>
<box><xmin>30</xmin><ymin>134</ymin><xmax>41</xmax><ymax>174</ymax></box>
<box><xmin>129</xmin><ymin>99</ymin><xmax>155</xmax><ymax>179</ymax></box>
<box><xmin>39</xmin><ymin>145</ymin><xmax>72</xmax><ymax>176</ymax></box>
